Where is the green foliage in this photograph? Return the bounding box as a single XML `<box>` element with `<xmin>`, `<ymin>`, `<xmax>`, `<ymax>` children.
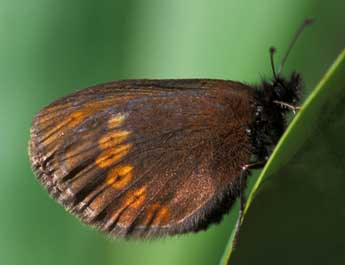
<box><xmin>222</xmin><ymin>49</ymin><xmax>345</xmax><ymax>264</ymax></box>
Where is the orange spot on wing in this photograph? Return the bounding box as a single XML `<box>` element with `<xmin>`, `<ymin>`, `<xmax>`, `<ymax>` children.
<box><xmin>47</xmin><ymin>100</ymin><xmax>129</xmax><ymax>133</ymax></box>
<box><xmin>108</xmin><ymin>113</ymin><xmax>126</xmax><ymax>129</ymax></box>
<box><xmin>124</xmin><ymin>186</ymin><xmax>147</xmax><ymax>209</ymax></box>
<box><xmin>153</xmin><ymin>205</ymin><xmax>170</xmax><ymax>225</ymax></box>
<box><xmin>95</xmin><ymin>144</ymin><xmax>132</xmax><ymax>168</ymax></box>
<box><xmin>103</xmin><ymin>186</ymin><xmax>147</xmax><ymax>230</ymax></box>
<box><xmin>40</xmin><ymin>111</ymin><xmax>87</xmax><ymax>145</ymax></box>
<box><xmin>144</xmin><ymin>203</ymin><xmax>170</xmax><ymax>226</ymax></box>
<box><xmin>106</xmin><ymin>164</ymin><xmax>133</xmax><ymax>189</ymax></box>
<box><xmin>37</xmin><ymin>93</ymin><xmax>134</xmax><ymax>147</ymax></box>
<box><xmin>98</xmin><ymin>130</ymin><xmax>131</xmax><ymax>149</ymax></box>
<box><xmin>66</xmin><ymin>110</ymin><xmax>87</xmax><ymax>128</ymax></box>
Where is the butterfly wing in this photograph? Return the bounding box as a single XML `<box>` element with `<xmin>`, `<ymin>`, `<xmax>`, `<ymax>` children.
<box><xmin>29</xmin><ymin>79</ymin><xmax>254</xmax><ymax>238</ymax></box>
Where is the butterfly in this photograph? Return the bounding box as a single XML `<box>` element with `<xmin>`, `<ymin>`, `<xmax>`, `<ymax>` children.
<box><xmin>28</xmin><ymin>19</ymin><xmax>311</xmax><ymax>240</ymax></box>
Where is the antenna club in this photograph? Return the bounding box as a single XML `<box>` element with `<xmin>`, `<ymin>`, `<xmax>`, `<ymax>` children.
<box><xmin>304</xmin><ymin>18</ymin><xmax>314</xmax><ymax>25</ymax></box>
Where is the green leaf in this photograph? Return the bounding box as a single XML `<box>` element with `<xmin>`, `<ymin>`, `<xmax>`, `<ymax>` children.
<box><xmin>221</xmin><ymin>48</ymin><xmax>345</xmax><ymax>264</ymax></box>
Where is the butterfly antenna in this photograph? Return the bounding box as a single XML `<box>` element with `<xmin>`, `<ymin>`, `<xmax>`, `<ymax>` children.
<box><xmin>269</xmin><ymin>46</ymin><xmax>278</xmax><ymax>80</ymax></box>
<box><xmin>278</xmin><ymin>18</ymin><xmax>314</xmax><ymax>75</ymax></box>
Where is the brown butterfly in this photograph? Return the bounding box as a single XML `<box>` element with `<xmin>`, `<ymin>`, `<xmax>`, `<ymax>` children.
<box><xmin>28</xmin><ymin>20</ymin><xmax>311</xmax><ymax>240</ymax></box>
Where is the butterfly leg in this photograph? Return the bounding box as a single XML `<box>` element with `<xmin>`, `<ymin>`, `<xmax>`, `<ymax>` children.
<box><xmin>233</xmin><ymin>161</ymin><xmax>266</xmax><ymax>249</ymax></box>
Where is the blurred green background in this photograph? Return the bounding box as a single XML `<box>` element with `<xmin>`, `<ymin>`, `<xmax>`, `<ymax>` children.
<box><xmin>0</xmin><ymin>0</ymin><xmax>344</xmax><ymax>265</ymax></box>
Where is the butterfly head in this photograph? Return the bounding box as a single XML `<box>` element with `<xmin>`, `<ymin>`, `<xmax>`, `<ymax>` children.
<box><xmin>263</xmin><ymin>18</ymin><xmax>313</xmax><ymax>112</ymax></box>
<box><xmin>272</xmin><ymin>73</ymin><xmax>301</xmax><ymax>107</ymax></box>
<box><xmin>249</xmin><ymin>18</ymin><xmax>313</xmax><ymax>161</ymax></box>
<box><xmin>249</xmin><ymin>71</ymin><xmax>302</xmax><ymax>162</ymax></box>
<box><xmin>259</xmin><ymin>71</ymin><xmax>302</xmax><ymax>111</ymax></box>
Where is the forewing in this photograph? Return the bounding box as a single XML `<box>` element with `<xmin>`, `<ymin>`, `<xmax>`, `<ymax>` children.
<box><xmin>29</xmin><ymin>79</ymin><xmax>253</xmax><ymax>238</ymax></box>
